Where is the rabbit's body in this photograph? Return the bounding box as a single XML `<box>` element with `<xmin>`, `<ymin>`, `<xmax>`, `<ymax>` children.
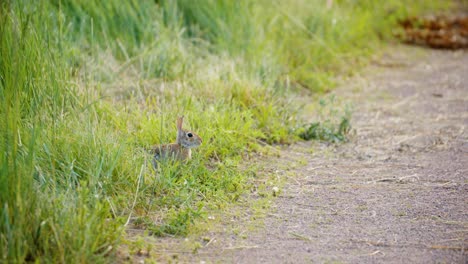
<box><xmin>151</xmin><ymin>143</ymin><xmax>192</xmax><ymax>161</ymax></box>
<box><xmin>150</xmin><ymin>116</ymin><xmax>202</xmax><ymax>164</ymax></box>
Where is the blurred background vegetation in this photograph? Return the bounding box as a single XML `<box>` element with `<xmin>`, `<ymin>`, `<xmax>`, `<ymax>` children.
<box><xmin>0</xmin><ymin>0</ymin><xmax>447</xmax><ymax>262</ymax></box>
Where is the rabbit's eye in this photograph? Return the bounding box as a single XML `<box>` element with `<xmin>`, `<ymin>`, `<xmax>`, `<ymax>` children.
<box><xmin>187</xmin><ymin>133</ymin><xmax>193</xmax><ymax>138</ymax></box>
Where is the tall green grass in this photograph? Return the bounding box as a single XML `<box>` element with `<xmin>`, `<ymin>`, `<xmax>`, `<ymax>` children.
<box><xmin>0</xmin><ymin>0</ymin><xmax>447</xmax><ymax>262</ymax></box>
<box><xmin>0</xmin><ymin>3</ymin><xmax>121</xmax><ymax>262</ymax></box>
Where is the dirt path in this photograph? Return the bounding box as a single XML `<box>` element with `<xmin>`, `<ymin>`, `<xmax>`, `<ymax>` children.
<box><xmin>129</xmin><ymin>46</ymin><xmax>468</xmax><ymax>263</ymax></box>
<box><xmin>199</xmin><ymin>46</ymin><xmax>467</xmax><ymax>263</ymax></box>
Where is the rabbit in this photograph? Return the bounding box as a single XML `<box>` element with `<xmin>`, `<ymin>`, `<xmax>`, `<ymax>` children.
<box><xmin>150</xmin><ymin>116</ymin><xmax>202</xmax><ymax>163</ymax></box>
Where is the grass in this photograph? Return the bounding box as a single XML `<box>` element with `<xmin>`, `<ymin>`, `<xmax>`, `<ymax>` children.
<box><xmin>0</xmin><ymin>0</ymin><xmax>448</xmax><ymax>262</ymax></box>
<box><xmin>298</xmin><ymin>96</ymin><xmax>352</xmax><ymax>142</ymax></box>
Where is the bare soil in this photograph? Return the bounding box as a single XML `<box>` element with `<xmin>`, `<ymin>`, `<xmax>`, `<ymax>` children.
<box><xmin>125</xmin><ymin>46</ymin><xmax>468</xmax><ymax>263</ymax></box>
<box><xmin>225</xmin><ymin>46</ymin><xmax>468</xmax><ymax>264</ymax></box>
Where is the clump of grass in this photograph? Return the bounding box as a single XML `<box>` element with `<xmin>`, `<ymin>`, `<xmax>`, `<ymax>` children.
<box><xmin>298</xmin><ymin>96</ymin><xmax>352</xmax><ymax>142</ymax></box>
<box><xmin>299</xmin><ymin>117</ymin><xmax>351</xmax><ymax>143</ymax></box>
<box><xmin>0</xmin><ymin>0</ymin><xmax>448</xmax><ymax>262</ymax></box>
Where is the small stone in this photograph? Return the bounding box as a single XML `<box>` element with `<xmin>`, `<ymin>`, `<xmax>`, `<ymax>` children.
<box><xmin>272</xmin><ymin>186</ymin><xmax>280</xmax><ymax>196</ymax></box>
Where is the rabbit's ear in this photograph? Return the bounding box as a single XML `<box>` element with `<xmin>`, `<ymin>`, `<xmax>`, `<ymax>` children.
<box><xmin>176</xmin><ymin>116</ymin><xmax>184</xmax><ymax>130</ymax></box>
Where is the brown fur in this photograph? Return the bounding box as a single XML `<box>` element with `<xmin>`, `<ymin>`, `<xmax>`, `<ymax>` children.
<box><xmin>150</xmin><ymin>116</ymin><xmax>202</xmax><ymax>163</ymax></box>
<box><xmin>151</xmin><ymin>143</ymin><xmax>192</xmax><ymax>161</ymax></box>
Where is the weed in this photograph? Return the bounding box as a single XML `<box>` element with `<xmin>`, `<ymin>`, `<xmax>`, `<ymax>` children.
<box><xmin>298</xmin><ymin>96</ymin><xmax>352</xmax><ymax>142</ymax></box>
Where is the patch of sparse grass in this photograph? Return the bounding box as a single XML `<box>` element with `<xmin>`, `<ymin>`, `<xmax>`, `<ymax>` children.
<box><xmin>0</xmin><ymin>0</ymin><xmax>448</xmax><ymax>262</ymax></box>
<box><xmin>299</xmin><ymin>116</ymin><xmax>351</xmax><ymax>143</ymax></box>
<box><xmin>298</xmin><ymin>96</ymin><xmax>352</xmax><ymax>142</ymax></box>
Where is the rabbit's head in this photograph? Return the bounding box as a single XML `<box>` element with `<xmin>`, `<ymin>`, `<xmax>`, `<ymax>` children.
<box><xmin>176</xmin><ymin>116</ymin><xmax>202</xmax><ymax>148</ymax></box>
